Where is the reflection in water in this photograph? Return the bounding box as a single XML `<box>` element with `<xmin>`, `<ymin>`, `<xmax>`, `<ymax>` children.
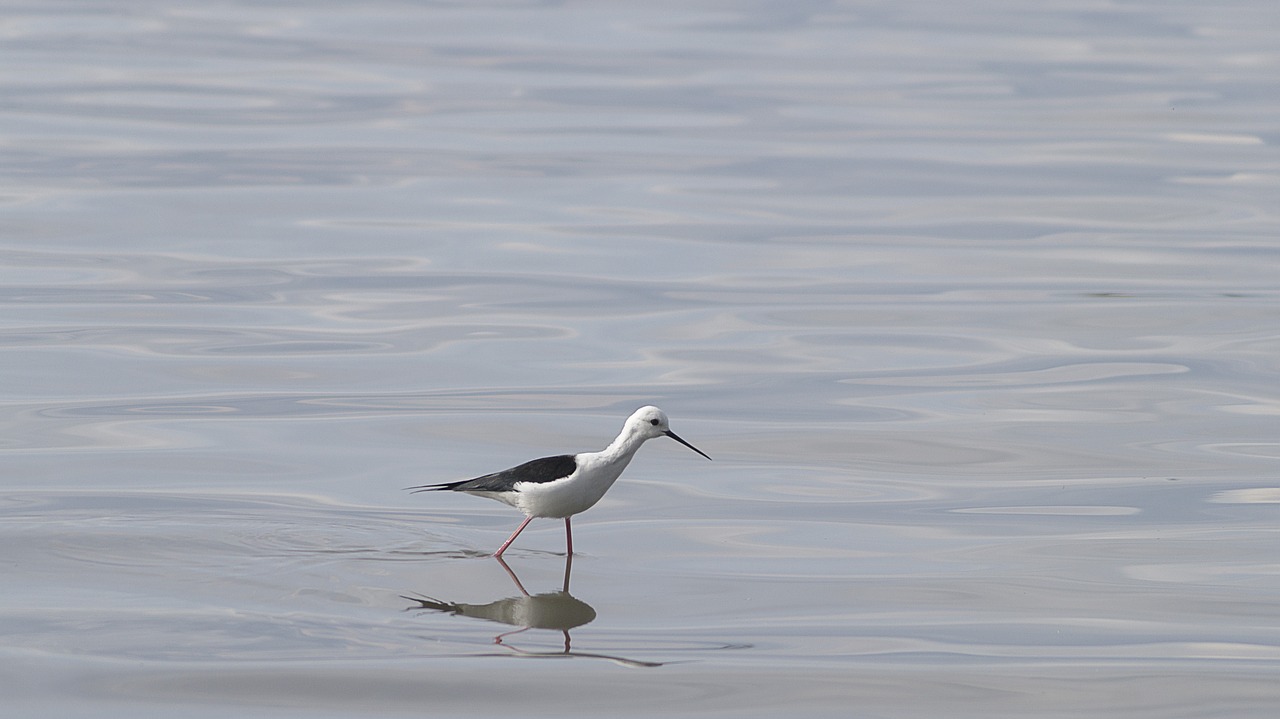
<box><xmin>403</xmin><ymin>555</ymin><xmax>662</xmax><ymax>667</ymax></box>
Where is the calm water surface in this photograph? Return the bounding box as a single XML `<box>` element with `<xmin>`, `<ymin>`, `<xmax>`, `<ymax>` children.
<box><xmin>3</xmin><ymin>1</ymin><xmax>1279</xmax><ymax>717</ymax></box>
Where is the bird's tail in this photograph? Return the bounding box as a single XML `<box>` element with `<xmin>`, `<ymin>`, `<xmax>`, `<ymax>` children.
<box><xmin>400</xmin><ymin>594</ymin><xmax>458</xmax><ymax>613</ymax></box>
<box><xmin>404</xmin><ymin>480</ymin><xmax>469</xmax><ymax>493</ymax></box>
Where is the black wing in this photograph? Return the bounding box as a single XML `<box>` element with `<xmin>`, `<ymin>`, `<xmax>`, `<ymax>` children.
<box><xmin>406</xmin><ymin>454</ymin><xmax>578</xmax><ymax>494</ymax></box>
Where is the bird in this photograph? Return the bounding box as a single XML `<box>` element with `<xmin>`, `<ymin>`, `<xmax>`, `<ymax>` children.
<box><xmin>407</xmin><ymin>406</ymin><xmax>710</xmax><ymax>558</ymax></box>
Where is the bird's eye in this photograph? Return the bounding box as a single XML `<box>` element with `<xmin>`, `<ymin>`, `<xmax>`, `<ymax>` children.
<box><xmin>649</xmin><ymin>419</ymin><xmax>660</xmax><ymax>426</ymax></box>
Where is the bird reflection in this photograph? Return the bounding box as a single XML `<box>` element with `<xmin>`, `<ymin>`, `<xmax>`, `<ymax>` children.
<box><xmin>402</xmin><ymin>555</ymin><xmax>661</xmax><ymax>667</ymax></box>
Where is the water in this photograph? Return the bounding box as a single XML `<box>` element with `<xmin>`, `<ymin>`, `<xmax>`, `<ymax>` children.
<box><xmin>3</xmin><ymin>1</ymin><xmax>1279</xmax><ymax>716</ymax></box>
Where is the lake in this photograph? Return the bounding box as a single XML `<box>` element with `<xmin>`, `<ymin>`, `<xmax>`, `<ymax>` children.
<box><xmin>3</xmin><ymin>1</ymin><xmax>1279</xmax><ymax>717</ymax></box>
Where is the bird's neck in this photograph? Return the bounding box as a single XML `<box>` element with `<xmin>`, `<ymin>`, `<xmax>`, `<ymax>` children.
<box><xmin>598</xmin><ymin>426</ymin><xmax>647</xmax><ymax>464</ymax></box>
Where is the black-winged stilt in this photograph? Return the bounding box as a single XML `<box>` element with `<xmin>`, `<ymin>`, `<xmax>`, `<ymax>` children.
<box><xmin>407</xmin><ymin>406</ymin><xmax>710</xmax><ymax>558</ymax></box>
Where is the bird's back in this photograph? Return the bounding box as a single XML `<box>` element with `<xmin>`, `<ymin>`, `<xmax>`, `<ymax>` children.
<box><xmin>451</xmin><ymin>454</ymin><xmax>578</xmax><ymax>493</ymax></box>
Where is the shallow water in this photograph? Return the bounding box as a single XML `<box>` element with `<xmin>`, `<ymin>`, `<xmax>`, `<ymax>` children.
<box><xmin>3</xmin><ymin>1</ymin><xmax>1280</xmax><ymax>717</ymax></box>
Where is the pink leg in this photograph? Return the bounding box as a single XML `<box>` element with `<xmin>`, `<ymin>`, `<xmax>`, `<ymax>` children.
<box><xmin>494</xmin><ymin>555</ymin><xmax>530</xmax><ymax>596</ymax></box>
<box><xmin>493</xmin><ymin>515</ymin><xmax>535</xmax><ymax>558</ymax></box>
<box><xmin>565</xmin><ymin>517</ymin><xmax>573</xmax><ymax>556</ymax></box>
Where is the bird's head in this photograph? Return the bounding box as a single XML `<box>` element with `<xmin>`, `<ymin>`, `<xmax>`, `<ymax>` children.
<box><xmin>627</xmin><ymin>406</ymin><xmax>711</xmax><ymax>460</ymax></box>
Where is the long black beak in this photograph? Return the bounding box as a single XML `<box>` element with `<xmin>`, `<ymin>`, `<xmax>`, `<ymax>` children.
<box><xmin>665</xmin><ymin>430</ymin><xmax>712</xmax><ymax>460</ymax></box>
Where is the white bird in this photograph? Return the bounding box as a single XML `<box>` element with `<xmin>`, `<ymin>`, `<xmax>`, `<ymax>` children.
<box><xmin>408</xmin><ymin>406</ymin><xmax>711</xmax><ymax>558</ymax></box>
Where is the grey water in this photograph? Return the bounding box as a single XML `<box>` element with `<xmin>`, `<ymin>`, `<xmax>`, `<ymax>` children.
<box><xmin>3</xmin><ymin>1</ymin><xmax>1279</xmax><ymax>717</ymax></box>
